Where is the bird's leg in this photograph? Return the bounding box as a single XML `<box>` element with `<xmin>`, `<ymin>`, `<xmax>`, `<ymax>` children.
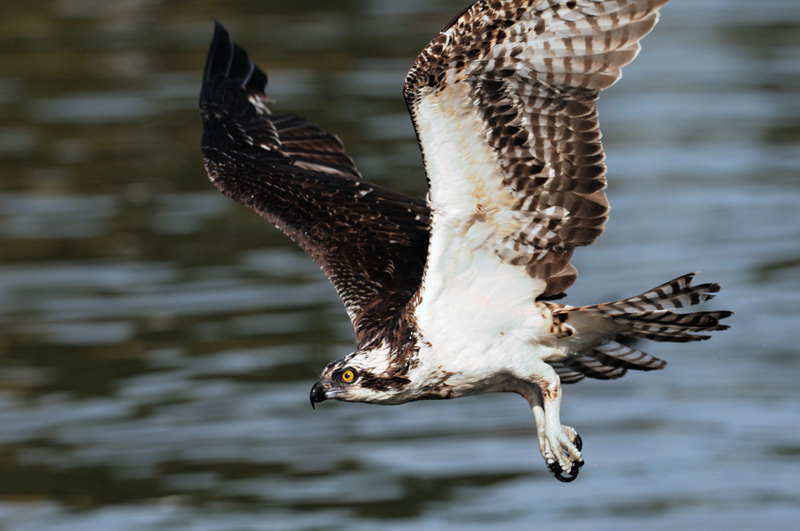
<box><xmin>521</xmin><ymin>372</ymin><xmax>583</xmax><ymax>482</ymax></box>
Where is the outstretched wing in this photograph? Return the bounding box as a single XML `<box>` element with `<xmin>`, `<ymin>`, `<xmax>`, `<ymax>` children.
<box><xmin>405</xmin><ymin>0</ymin><xmax>668</xmax><ymax>299</ymax></box>
<box><xmin>200</xmin><ymin>23</ymin><xmax>430</xmax><ymax>347</ymax></box>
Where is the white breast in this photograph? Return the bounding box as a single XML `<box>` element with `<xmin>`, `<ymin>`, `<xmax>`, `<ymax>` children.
<box><xmin>410</xmin><ymin>84</ymin><xmax>557</xmax><ymax>389</ymax></box>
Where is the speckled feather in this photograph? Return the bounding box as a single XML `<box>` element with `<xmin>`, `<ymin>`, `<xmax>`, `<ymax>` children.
<box><xmin>405</xmin><ymin>0</ymin><xmax>669</xmax><ymax>299</ymax></box>
<box><xmin>199</xmin><ymin>5</ymin><xmax>727</xmax><ymax>391</ymax></box>
<box><xmin>550</xmin><ymin>273</ymin><xmax>732</xmax><ymax>382</ymax></box>
<box><xmin>200</xmin><ymin>5</ymin><xmax>732</xmax><ymax>480</ymax></box>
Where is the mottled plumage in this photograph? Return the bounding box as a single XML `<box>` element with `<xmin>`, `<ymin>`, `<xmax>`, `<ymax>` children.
<box><xmin>405</xmin><ymin>0</ymin><xmax>669</xmax><ymax>299</ymax></box>
<box><xmin>200</xmin><ymin>26</ymin><xmax>429</xmax><ymax>349</ymax></box>
<box><xmin>200</xmin><ymin>0</ymin><xmax>730</xmax><ymax>482</ymax></box>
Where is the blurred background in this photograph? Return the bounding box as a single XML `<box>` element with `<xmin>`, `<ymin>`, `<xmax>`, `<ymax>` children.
<box><xmin>1</xmin><ymin>0</ymin><xmax>799</xmax><ymax>529</ymax></box>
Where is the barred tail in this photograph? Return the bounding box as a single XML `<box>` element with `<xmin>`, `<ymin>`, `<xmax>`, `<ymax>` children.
<box><xmin>584</xmin><ymin>272</ymin><xmax>732</xmax><ymax>342</ymax></box>
<box><xmin>551</xmin><ymin>273</ymin><xmax>732</xmax><ymax>384</ymax></box>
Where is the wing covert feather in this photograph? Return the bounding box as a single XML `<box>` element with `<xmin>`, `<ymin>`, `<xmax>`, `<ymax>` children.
<box><xmin>405</xmin><ymin>0</ymin><xmax>668</xmax><ymax>299</ymax></box>
<box><xmin>200</xmin><ymin>23</ymin><xmax>430</xmax><ymax>347</ymax></box>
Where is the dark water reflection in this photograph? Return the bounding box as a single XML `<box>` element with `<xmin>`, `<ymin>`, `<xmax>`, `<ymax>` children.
<box><xmin>1</xmin><ymin>0</ymin><xmax>799</xmax><ymax>529</ymax></box>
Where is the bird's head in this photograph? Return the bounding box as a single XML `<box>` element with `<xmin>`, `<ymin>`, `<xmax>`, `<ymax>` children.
<box><xmin>310</xmin><ymin>344</ymin><xmax>413</xmax><ymax>407</ymax></box>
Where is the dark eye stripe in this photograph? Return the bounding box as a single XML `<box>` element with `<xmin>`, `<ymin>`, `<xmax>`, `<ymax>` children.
<box><xmin>357</xmin><ymin>374</ymin><xmax>410</xmax><ymax>391</ymax></box>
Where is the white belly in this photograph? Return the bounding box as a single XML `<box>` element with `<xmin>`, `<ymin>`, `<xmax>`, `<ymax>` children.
<box><xmin>412</xmin><ymin>230</ymin><xmax>561</xmax><ymax>394</ymax></box>
<box><xmin>409</xmin><ymin>80</ymin><xmax>561</xmax><ymax>393</ymax></box>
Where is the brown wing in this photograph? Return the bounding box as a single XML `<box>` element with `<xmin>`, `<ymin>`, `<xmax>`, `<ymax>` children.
<box><xmin>200</xmin><ymin>23</ymin><xmax>430</xmax><ymax>347</ymax></box>
<box><xmin>405</xmin><ymin>0</ymin><xmax>668</xmax><ymax>299</ymax></box>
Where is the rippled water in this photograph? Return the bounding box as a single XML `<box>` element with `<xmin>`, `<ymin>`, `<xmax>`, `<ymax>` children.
<box><xmin>1</xmin><ymin>0</ymin><xmax>799</xmax><ymax>529</ymax></box>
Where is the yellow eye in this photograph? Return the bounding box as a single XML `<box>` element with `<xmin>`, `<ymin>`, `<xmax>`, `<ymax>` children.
<box><xmin>341</xmin><ymin>369</ymin><xmax>356</xmax><ymax>383</ymax></box>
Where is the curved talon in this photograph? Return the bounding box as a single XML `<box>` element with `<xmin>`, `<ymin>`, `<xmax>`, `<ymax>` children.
<box><xmin>547</xmin><ymin>431</ymin><xmax>584</xmax><ymax>482</ymax></box>
<box><xmin>548</xmin><ymin>458</ymin><xmax>583</xmax><ymax>483</ymax></box>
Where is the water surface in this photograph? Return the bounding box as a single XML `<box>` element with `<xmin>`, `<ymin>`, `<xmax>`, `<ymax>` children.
<box><xmin>1</xmin><ymin>0</ymin><xmax>799</xmax><ymax>529</ymax></box>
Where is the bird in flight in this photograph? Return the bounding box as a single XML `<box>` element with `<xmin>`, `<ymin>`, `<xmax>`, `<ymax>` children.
<box><xmin>199</xmin><ymin>0</ymin><xmax>731</xmax><ymax>482</ymax></box>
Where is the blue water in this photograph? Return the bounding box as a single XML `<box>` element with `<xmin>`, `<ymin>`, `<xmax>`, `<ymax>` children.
<box><xmin>1</xmin><ymin>0</ymin><xmax>799</xmax><ymax>529</ymax></box>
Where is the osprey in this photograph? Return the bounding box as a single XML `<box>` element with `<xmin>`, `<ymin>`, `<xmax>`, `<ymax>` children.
<box><xmin>200</xmin><ymin>0</ymin><xmax>730</xmax><ymax>482</ymax></box>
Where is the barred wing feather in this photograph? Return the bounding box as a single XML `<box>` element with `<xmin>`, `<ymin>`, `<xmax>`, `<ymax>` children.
<box><xmin>405</xmin><ymin>0</ymin><xmax>669</xmax><ymax>299</ymax></box>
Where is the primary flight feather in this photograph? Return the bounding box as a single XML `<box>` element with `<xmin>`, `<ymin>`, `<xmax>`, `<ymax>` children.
<box><xmin>199</xmin><ymin>0</ymin><xmax>730</xmax><ymax>482</ymax></box>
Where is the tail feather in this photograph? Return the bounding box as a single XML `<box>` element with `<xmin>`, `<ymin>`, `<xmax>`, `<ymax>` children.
<box><xmin>590</xmin><ymin>272</ymin><xmax>720</xmax><ymax>314</ymax></box>
<box><xmin>623</xmin><ymin>309</ymin><xmax>729</xmax><ymax>329</ymax></box>
<box><xmin>563</xmin><ymin>355</ymin><xmax>628</xmax><ymax>380</ymax></box>
<box><xmin>552</xmin><ymin>364</ymin><xmax>588</xmax><ymax>384</ymax></box>
<box><xmin>568</xmin><ymin>272</ymin><xmax>732</xmax><ymax>343</ymax></box>
<box><xmin>554</xmin><ymin>273</ymin><xmax>731</xmax><ymax>384</ymax></box>
<box><xmin>616</xmin><ymin>310</ymin><xmax>731</xmax><ymax>342</ymax></box>
<box><xmin>552</xmin><ymin>340</ymin><xmax>666</xmax><ymax>383</ymax></box>
<box><xmin>592</xmin><ymin>339</ymin><xmax>666</xmax><ymax>370</ymax></box>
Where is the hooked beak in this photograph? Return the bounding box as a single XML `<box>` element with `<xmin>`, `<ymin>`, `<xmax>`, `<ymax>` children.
<box><xmin>310</xmin><ymin>381</ymin><xmax>327</xmax><ymax>409</ymax></box>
